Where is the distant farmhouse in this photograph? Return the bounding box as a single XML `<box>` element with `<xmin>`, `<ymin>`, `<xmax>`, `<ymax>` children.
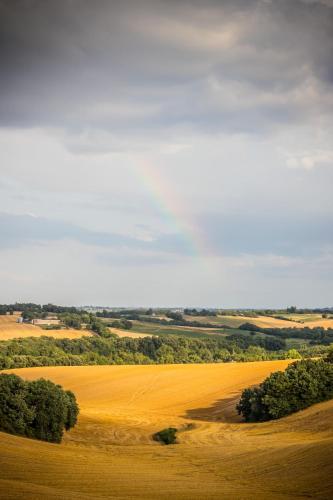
<box><xmin>31</xmin><ymin>318</ymin><xmax>60</xmax><ymax>326</ymax></box>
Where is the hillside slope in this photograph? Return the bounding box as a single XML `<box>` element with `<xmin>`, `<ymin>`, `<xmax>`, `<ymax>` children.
<box><xmin>0</xmin><ymin>314</ymin><xmax>92</xmax><ymax>340</ymax></box>
<box><xmin>184</xmin><ymin>314</ymin><xmax>333</xmax><ymax>329</ymax></box>
<box><xmin>1</xmin><ymin>361</ymin><xmax>332</xmax><ymax>499</ymax></box>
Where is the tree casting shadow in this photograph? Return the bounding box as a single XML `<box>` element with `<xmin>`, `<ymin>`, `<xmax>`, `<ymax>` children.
<box><xmin>183</xmin><ymin>394</ymin><xmax>242</xmax><ymax>423</ymax></box>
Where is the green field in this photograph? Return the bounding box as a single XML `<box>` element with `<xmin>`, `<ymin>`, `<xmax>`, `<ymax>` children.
<box><xmin>131</xmin><ymin>321</ymin><xmax>225</xmax><ymax>339</ymax></box>
<box><xmin>183</xmin><ymin>315</ymin><xmax>246</xmax><ymax>327</ymax></box>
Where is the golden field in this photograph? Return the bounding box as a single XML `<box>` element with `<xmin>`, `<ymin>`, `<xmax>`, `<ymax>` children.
<box><xmin>108</xmin><ymin>326</ymin><xmax>151</xmax><ymax>338</ymax></box>
<box><xmin>184</xmin><ymin>314</ymin><xmax>333</xmax><ymax>329</ymax></box>
<box><xmin>0</xmin><ymin>314</ymin><xmax>92</xmax><ymax>340</ymax></box>
<box><xmin>184</xmin><ymin>314</ymin><xmax>298</xmax><ymax>328</ymax></box>
<box><xmin>1</xmin><ymin>360</ymin><xmax>333</xmax><ymax>499</ymax></box>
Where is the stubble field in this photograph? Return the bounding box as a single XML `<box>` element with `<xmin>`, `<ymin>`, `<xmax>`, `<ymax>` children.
<box><xmin>0</xmin><ymin>314</ymin><xmax>92</xmax><ymax>340</ymax></box>
<box><xmin>1</xmin><ymin>360</ymin><xmax>332</xmax><ymax>499</ymax></box>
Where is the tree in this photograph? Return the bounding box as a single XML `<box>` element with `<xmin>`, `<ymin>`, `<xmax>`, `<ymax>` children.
<box><xmin>285</xmin><ymin>349</ymin><xmax>301</xmax><ymax>359</ymax></box>
<box><xmin>156</xmin><ymin>344</ymin><xmax>175</xmax><ymax>363</ymax></box>
<box><xmin>166</xmin><ymin>311</ymin><xmax>183</xmax><ymax>321</ymax></box>
<box><xmin>153</xmin><ymin>427</ymin><xmax>177</xmax><ymax>445</ymax></box>
<box><xmin>26</xmin><ymin>378</ymin><xmax>79</xmax><ymax>443</ymax></box>
<box><xmin>237</xmin><ymin>360</ymin><xmax>333</xmax><ymax>422</ymax></box>
<box><xmin>0</xmin><ymin>374</ymin><xmax>34</xmax><ymax>435</ymax></box>
<box><xmin>63</xmin><ymin>390</ymin><xmax>79</xmax><ymax>430</ymax></box>
<box><xmin>236</xmin><ymin>387</ymin><xmax>268</xmax><ymax>422</ymax></box>
<box><xmin>22</xmin><ymin>310</ymin><xmax>36</xmax><ymax>321</ymax></box>
<box><xmin>0</xmin><ymin>374</ymin><xmax>79</xmax><ymax>444</ymax></box>
<box><xmin>61</xmin><ymin>314</ymin><xmax>82</xmax><ymax>329</ymax></box>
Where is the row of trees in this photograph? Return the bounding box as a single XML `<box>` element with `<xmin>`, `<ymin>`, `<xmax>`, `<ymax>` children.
<box><xmin>184</xmin><ymin>309</ymin><xmax>217</xmax><ymax>316</ymax></box>
<box><xmin>239</xmin><ymin>323</ymin><xmax>333</xmax><ymax>345</ymax></box>
<box><xmin>0</xmin><ymin>303</ymin><xmax>80</xmax><ymax>315</ymax></box>
<box><xmin>237</xmin><ymin>355</ymin><xmax>333</xmax><ymax>422</ymax></box>
<box><xmin>137</xmin><ymin>315</ymin><xmax>226</xmax><ymax>329</ymax></box>
<box><xmin>58</xmin><ymin>313</ymin><xmax>131</xmax><ymax>335</ymax></box>
<box><xmin>108</xmin><ymin>319</ymin><xmax>133</xmax><ymax>330</ymax></box>
<box><xmin>0</xmin><ymin>335</ymin><xmax>321</xmax><ymax>371</ymax></box>
<box><xmin>0</xmin><ymin>374</ymin><xmax>79</xmax><ymax>442</ymax></box>
<box><xmin>96</xmin><ymin>308</ymin><xmax>150</xmax><ymax>319</ymax></box>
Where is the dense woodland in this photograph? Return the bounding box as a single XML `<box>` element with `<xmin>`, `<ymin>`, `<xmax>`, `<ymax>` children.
<box><xmin>0</xmin><ymin>373</ymin><xmax>79</xmax><ymax>442</ymax></box>
<box><xmin>237</xmin><ymin>354</ymin><xmax>333</xmax><ymax>422</ymax></box>
<box><xmin>0</xmin><ymin>335</ymin><xmax>329</xmax><ymax>371</ymax></box>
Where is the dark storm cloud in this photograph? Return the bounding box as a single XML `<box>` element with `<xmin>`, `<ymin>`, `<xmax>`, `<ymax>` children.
<box><xmin>0</xmin><ymin>0</ymin><xmax>332</xmax><ymax>137</ymax></box>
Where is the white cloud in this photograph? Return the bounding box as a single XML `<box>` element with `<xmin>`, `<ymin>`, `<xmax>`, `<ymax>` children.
<box><xmin>286</xmin><ymin>150</ymin><xmax>333</xmax><ymax>170</ymax></box>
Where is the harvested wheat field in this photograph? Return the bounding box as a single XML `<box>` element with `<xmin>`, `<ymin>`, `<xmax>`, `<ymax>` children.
<box><xmin>184</xmin><ymin>315</ymin><xmax>302</xmax><ymax>329</ymax></box>
<box><xmin>247</xmin><ymin>316</ymin><xmax>333</xmax><ymax>329</ymax></box>
<box><xmin>109</xmin><ymin>327</ymin><xmax>151</xmax><ymax>338</ymax></box>
<box><xmin>1</xmin><ymin>360</ymin><xmax>333</xmax><ymax>499</ymax></box>
<box><xmin>186</xmin><ymin>314</ymin><xmax>333</xmax><ymax>329</ymax></box>
<box><xmin>0</xmin><ymin>314</ymin><xmax>92</xmax><ymax>340</ymax></box>
<box><xmin>295</xmin><ymin>318</ymin><xmax>333</xmax><ymax>329</ymax></box>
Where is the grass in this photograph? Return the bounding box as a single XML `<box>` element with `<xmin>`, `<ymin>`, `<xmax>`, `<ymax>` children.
<box><xmin>1</xmin><ymin>360</ymin><xmax>332</xmax><ymax>499</ymax></box>
<box><xmin>185</xmin><ymin>313</ymin><xmax>333</xmax><ymax>330</ymax></box>
<box><xmin>277</xmin><ymin>313</ymin><xmax>333</xmax><ymax>328</ymax></box>
<box><xmin>285</xmin><ymin>338</ymin><xmax>311</xmax><ymax>348</ymax></box>
<box><xmin>2</xmin><ymin>311</ymin><xmax>332</xmax><ymax>346</ymax></box>
<box><xmin>131</xmin><ymin>321</ymin><xmax>226</xmax><ymax>339</ymax></box>
<box><xmin>184</xmin><ymin>314</ymin><xmax>301</xmax><ymax>328</ymax></box>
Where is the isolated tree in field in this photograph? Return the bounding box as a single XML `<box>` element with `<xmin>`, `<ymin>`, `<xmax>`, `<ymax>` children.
<box><xmin>26</xmin><ymin>378</ymin><xmax>79</xmax><ymax>442</ymax></box>
<box><xmin>0</xmin><ymin>374</ymin><xmax>79</xmax><ymax>443</ymax></box>
<box><xmin>153</xmin><ymin>427</ymin><xmax>177</xmax><ymax>445</ymax></box>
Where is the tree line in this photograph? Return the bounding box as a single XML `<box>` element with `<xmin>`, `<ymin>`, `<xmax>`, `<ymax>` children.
<box><xmin>0</xmin><ymin>334</ymin><xmax>298</xmax><ymax>371</ymax></box>
<box><xmin>0</xmin><ymin>302</ymin><xmax>81</xmax><ymax>315</ymax></box>
<box><xmin>0</xmin><ymin>334</ymin><xmax>328</xmax><ymax>371</ymax></box>
<box><xmin>239</xmin><ymin>323</ymin><xmax>333</xmax><ymax>345</ymax></box>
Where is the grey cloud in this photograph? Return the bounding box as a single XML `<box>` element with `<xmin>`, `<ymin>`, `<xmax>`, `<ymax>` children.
<box><xmin>0</xmin><ymin>1</ymin><xmax>333</xmax><ymax>306</ymax></box>
<box><xmin>198</xmin><ymin>212</ymin><xmax>333</xmax><ymax>258</ymax></box>
<box><xmin>98</xmin><ymin>251</ymin><xmax>179</xmax><ymax>267</ymax></box>
<box><xmin>0</xmin><ymin>212</ymin><xmax>192</xmax><ymax>256</ymax></box>
<box><xmin>1</xmin><ymin>211</ymin><xmax>332</xmax><ymax>260</ymax></box>
<box><xmin>0</xmin><ymin>0</ymin><xmax>332</xmax><ymax>138</ymax></box>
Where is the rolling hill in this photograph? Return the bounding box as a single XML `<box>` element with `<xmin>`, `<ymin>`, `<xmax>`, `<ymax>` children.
<box><xmin>0</xmin><ymin>314</ymin><xmax>92</xmax><ymax>340</ymax></box>
<box><xmin>184</xmin><ymin>314</ymin><xmax>333</xmax><ymax>329</ymax></box>
<box><xmin>1</xmin><ymin>360</ymin><xmax>332</xmax><ymax>499</ymax></box>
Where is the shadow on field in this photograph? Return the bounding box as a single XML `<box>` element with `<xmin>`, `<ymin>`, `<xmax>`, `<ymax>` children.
<box><xmin>183</xmin><ymin>394</ymin><xmax>242</xmax><ymax>423</ymax></box>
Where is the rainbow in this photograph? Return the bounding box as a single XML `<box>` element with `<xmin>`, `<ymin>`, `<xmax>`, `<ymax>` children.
<box><xmin>131</xmin><ymin>158</ymin><xmax>212</xmax><ymax>259</ymax></box>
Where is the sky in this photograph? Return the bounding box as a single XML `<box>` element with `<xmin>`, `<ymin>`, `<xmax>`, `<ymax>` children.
<box><xmin>0</xmin><ymin>0</ymin><xmax>333</xmax><ymax>308</ymax></box>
